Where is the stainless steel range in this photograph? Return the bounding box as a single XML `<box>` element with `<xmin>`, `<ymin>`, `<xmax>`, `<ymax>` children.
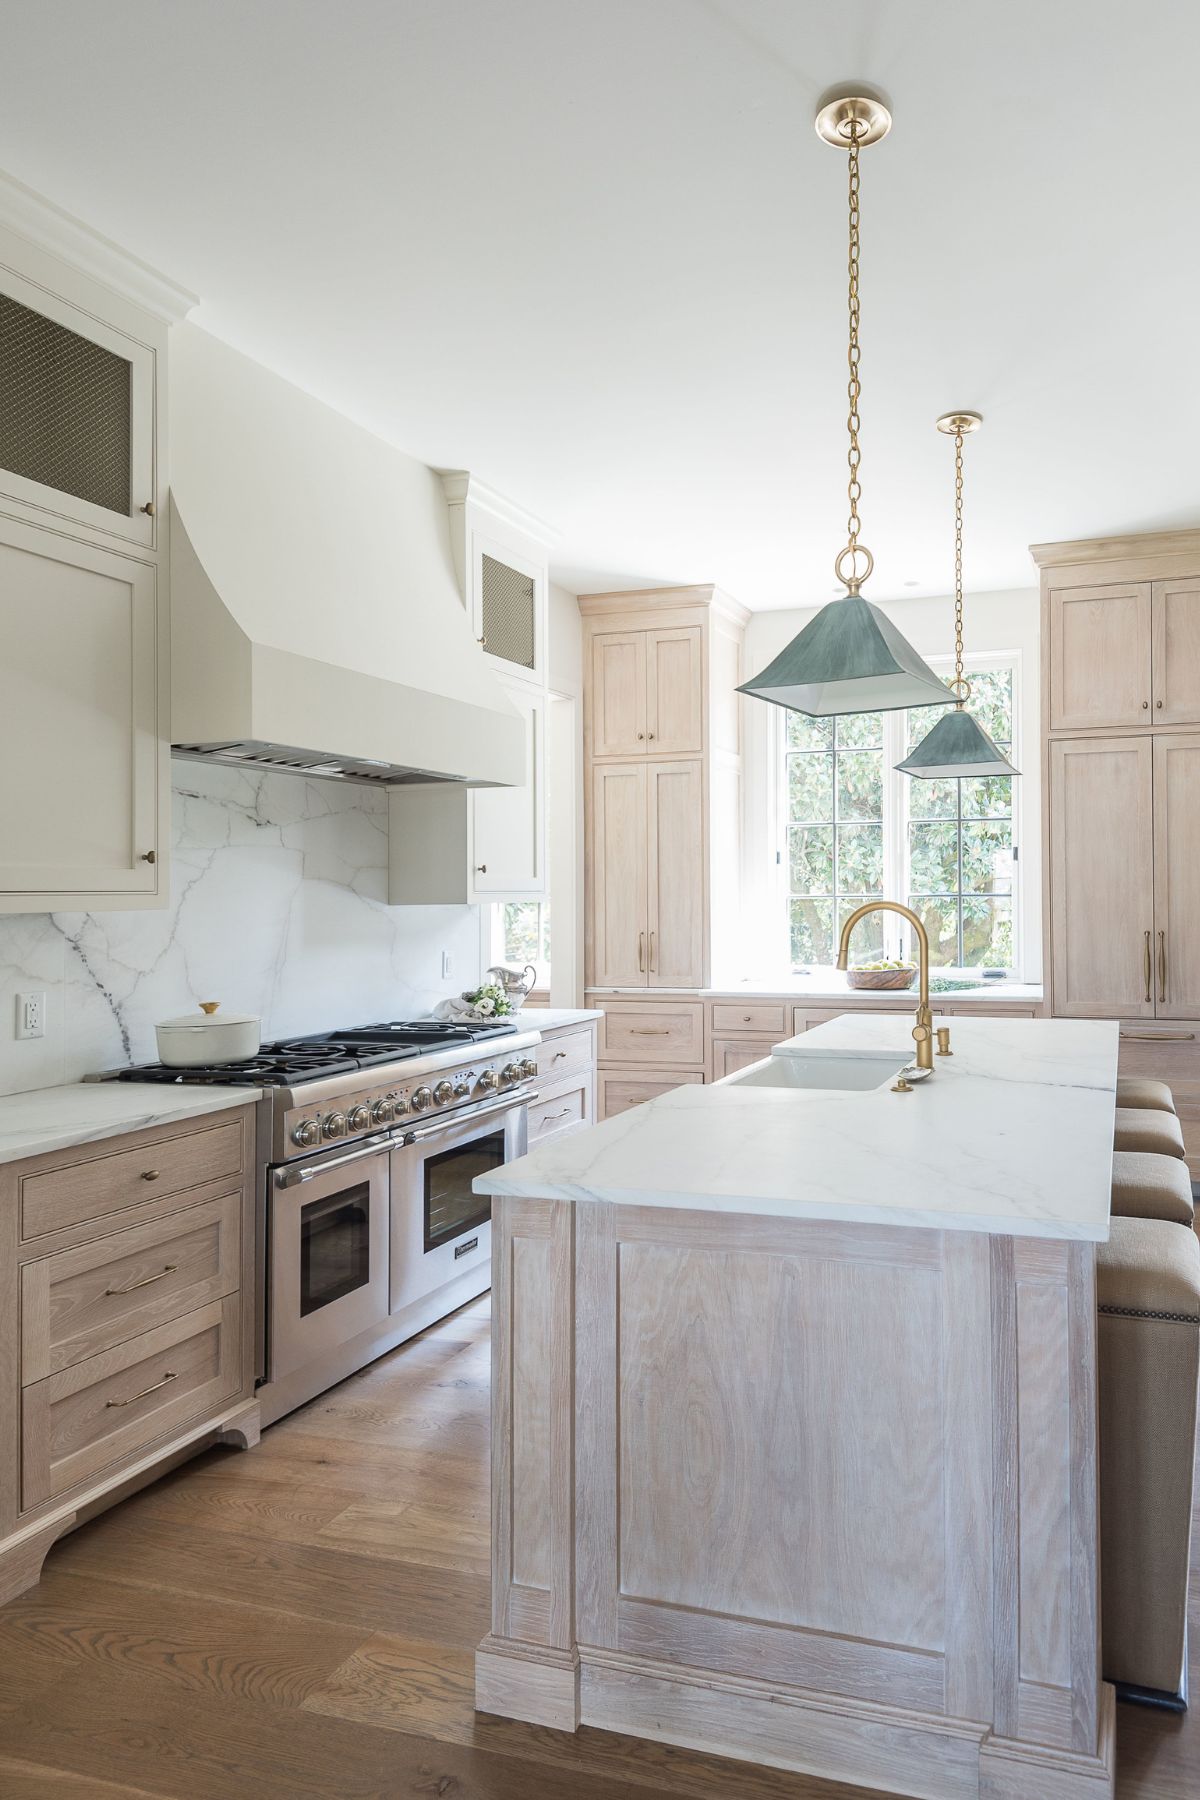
<box><xmin>111</xmin><ymin>1019</ymin><xmax>540</xmax><ymax>1424</ymax></box>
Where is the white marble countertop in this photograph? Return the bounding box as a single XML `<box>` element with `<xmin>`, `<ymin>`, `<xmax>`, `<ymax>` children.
<box><xmin>477</xmin><ymin>1013</ymin><xmax>1118</xmax><ymax>1241</ymax></box>
<box><xmin>592</xmin><ymin>973</ymin><xmax>1044</xmax><ymax>1003</ymax></box>
<box><xmin>521</xmin><ymin>1008</ymin><xmax>603</xmax><ymax>1031</ymax></box>
<box><xmin>0</xmin><ymin>1081</ymin><xmax>262</xmax><ymax>1167</ymax></box>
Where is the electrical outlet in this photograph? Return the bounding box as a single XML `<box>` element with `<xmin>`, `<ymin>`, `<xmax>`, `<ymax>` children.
<box><xmin>16</xmin><ymin>991</ymin><xmax>45</xmax><ymax>1040</ymax></box>
<box><xmin>441</xmin><ymin>951</ymin><xmax>454</xmax><ymax>980</ymax></box>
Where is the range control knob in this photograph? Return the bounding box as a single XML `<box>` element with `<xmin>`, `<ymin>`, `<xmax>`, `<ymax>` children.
<box><xmin>519</xmin><ymin>1057</ymin><xmax>538</xmax><ymax>1079</ymax></box>
<box><xmin>347</xmin><ymin>1104</ymin><xmax>370</xmax><ymax>1132</ymax></box>
<box><xmin>322</xmin><ymin>1112</ymin><xmax>347</xmax><ymax>1140</ymax></box>
<box><xmin>369</xmin><ymin>1096</ymin><xmax>393</xmax><ymax>1126</ymax></box>
<box><xmin>500</xmin><ymin>1063</ymin><xmax>519</xmax><ymax>1084</ymax></box>
<box><xmin>411</xmin><ymin>1086</ymin><xmax>434</xmax><ymax>1113</ymax></box>
<box><xmin>292</xmin><ymin>1119</ymin><xmax>320</xmax><ymax>1148</ymax></box>
<box><xmin>433</xmin><ymin>1080</ymin><xmax>454</xmax><ymax>1106</ymax></box>
<box><xmin>392</xmin><ymin>1093</ymin><xmax>409</xmax><ymax>1116</ymax></box>
<box><xmin>477</xmin><ymin>1068</ymin><xmax>498</xmax><ymax>1092</ymax></box>
<box><xmin>453</xmin><ymin>1078</ymin><xmax>471</xmax><ymax>1099</ymax></box>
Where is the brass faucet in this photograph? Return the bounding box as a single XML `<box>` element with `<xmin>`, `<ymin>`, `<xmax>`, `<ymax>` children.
<box><xmin>836</xmin><ymin>900</ymin><xmax>934</xmax><ymax>1073</ymax></box>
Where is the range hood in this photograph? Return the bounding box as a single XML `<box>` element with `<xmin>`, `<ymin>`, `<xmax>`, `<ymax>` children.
<box><xmin>167</xmin><ymin>324</ymin><xmax>525</xmax><ymax>790</ymax></box>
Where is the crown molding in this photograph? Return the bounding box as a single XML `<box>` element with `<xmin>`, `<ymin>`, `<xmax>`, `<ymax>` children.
<box><xmin>578</xmin><ymin>583</ymin><xmax>750</xmax><ymax>625</ymax></box>
<box><xmin>438</xmin><ymin>470</ymin><xmax>559</xmax><ymax>547</ymax></box>
<box><xmin>0</xmin><ymin>169</ymin><xmax>197</xmax><ymax>324</ymax></box>
<box><xmin>1029</xmin><ymin>527</ymin><xmax>1200</xmax><ymax>570</ymax></box>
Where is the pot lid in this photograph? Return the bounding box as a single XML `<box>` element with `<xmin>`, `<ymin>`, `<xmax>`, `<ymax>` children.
<box><xmin>157</xmin><ymin>1002</ymin><xmax>260</xmax><ymax>1029</ymax></box>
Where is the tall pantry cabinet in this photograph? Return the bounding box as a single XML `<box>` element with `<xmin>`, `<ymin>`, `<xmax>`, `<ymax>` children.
<box><xmin>1035</xmin><ymin>530</ymin><xmax>1200</xmax><ymax>1174</ymax></box>
<box><xmin>583</xmin><ymin>587</ymin><xmax>747</xmax><ymax>1116</ymax></box>
<box><xmin>0</xmin><ymin>178</ymin><xmax>194</xmax><ymax>911</ymax></box>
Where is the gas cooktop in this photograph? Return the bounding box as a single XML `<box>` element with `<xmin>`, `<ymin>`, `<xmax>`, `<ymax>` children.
<box><xmin>113</xmin><ymin>1017</ymin><xmax>521</xmax><ymax>1087</ymax></box>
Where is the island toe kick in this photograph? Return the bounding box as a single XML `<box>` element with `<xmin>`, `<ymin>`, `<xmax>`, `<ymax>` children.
<box><xmin>474</xmin><ymin>1196</ymin><xmax>1116</xmax><ymax>1800</ymax></box>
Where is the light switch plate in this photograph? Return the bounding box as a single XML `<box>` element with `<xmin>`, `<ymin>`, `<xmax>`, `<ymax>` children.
<box><xmin>16</xmin><ymin>991</ymin><xmax>45</xmax><ymax>1039</ymax></box>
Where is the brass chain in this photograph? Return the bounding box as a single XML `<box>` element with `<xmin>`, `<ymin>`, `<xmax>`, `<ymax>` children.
<box><xmin>834</xmin><ymin>118</ymin><xmax>873</xmax><ymax>593</ymax></box>
<box><xmin>951</xmin><ymin>429</ymin><xmax>969</xmax><ymax>704</ymax></box>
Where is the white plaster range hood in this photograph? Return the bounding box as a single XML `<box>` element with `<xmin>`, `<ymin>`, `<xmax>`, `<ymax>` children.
<box><xmin>168</xmin><ymin>325</ymin><xmax>525</xmax><ymax>790</ymax></box>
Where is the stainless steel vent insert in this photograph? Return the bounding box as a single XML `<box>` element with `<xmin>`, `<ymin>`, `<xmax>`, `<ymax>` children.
<box><xmin>0</xmin><ymin>293</ymin><xmax>132</xmax><ymax>515</ymax></box>
<box><xmin>481</xmin><ymin>553</ymin><xmax>536</xmax><ymax>670</ymax></box>
<box><xmin>171</xmin><ymin>742</ymin><xmax>461</xmax><ymax>788</ymax></box>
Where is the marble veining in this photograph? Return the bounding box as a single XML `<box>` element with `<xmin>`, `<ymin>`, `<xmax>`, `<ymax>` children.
<box><xmin>0</xmin><ymin>1082</ymin><xmax>262</xmax><ymax>1167</ymax></box>
<box><xmin>478</xmin><ymin>1013</ymin><xmax>1119</xmax><ymax>1242</ymax></box>
<box><xmin>0</xmin><ymin>763</ymin><xmax>484</xmax><ymax>1095</ymax></box>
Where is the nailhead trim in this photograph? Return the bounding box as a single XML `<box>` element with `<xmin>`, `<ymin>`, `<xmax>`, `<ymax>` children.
<box><xmin>1099</xmin><ymin>1304</ymin><xmax>1200</xmax><ymax>1325</ymax></box>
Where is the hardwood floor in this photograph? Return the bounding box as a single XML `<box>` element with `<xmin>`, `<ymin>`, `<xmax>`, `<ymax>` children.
<box><xmin>0</xmin><ymin>1291</ymin><xmax>1195</xmax><ymax>1799</ymax></box>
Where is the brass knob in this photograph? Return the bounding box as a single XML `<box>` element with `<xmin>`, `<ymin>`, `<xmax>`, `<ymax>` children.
<box><xmin>140</xmin><ymin>501</ymin><xmax>156</xmax><ymax>516</ymax></box>
<box><xmin>141</xmin><ymin>850</ymin><xmax>157</xmax><ymax>864</ymax></box>
<box><xmin>140</xmin><ymin>1169</ymin><xmax>160</xmax><ymax>1181</ymax></box>
<box><xmin>478</xmin><ymin>635</ymin><xmax>487</xmax><ymax>647</ymax></box>
<box><xmin>1157</xmin><ymin>699</ymin><xmax>1164</xmax><ymax>709</ymax></box>
<box><xmin>1143</xmin><ymin>700</ymin><xmax>1149</xmax><ymax>708</ymax></box>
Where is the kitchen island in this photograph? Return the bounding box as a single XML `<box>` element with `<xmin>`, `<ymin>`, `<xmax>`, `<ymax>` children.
<box><xmin>473</xmin><ymin>1013</ymin><xmax>1120</xmax><ymax>1800</ymax></box>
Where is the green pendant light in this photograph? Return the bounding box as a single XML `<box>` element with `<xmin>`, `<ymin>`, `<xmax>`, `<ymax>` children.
<box><xmin>738</xmin><ymin>90</ymin><xmax>952</xmax><ymax>720</ymax></box>
<box><xmin>896</xmin><ymin>413</ymin><xmax>1019</xmax><ymax>779</ymax></box>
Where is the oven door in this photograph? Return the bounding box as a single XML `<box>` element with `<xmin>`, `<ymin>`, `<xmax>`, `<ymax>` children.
<box><xmin>269</xmin><ymin>1141</ymin><xmax>390</xmax><ymax>1383</ymax></box>
<box><xmin>389</xmin><ymin>1099</ymin><xmax>527</xmax><ymax>1315</ymax></box>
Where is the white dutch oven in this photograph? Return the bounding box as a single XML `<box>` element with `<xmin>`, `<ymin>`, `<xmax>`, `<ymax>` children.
<box><xmin>155</xmin><ymin>1001</ymin><xmax>261</xmax><ymax>1067</ymax></box>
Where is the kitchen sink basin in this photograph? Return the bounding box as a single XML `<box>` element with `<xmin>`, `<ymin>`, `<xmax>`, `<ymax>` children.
<box><xmin>725</xmin><ymin>1050</ymin><xmax>908</xmax><ymax>1093</ymax></box>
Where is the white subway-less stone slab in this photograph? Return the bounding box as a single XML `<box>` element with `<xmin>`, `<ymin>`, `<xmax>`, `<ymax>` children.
<box><xmin>0</xmin><ymin>1080</ymin><xmax>261</xmax><ymax>1165</ymax></box>
<box><xmin>477</xmin><ymin>1013</ymin><xmax>1118</xmax><ymax>1242</ymax></box>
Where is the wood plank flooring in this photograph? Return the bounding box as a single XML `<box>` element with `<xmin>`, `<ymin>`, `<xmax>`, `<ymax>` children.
<box><xmin>0</xmin><ymin>1291</ymin><xmax>1195</xmax><ymax>1799</ymax></box>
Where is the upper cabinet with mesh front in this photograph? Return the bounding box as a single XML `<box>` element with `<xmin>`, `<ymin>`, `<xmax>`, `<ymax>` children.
<box><xmin>0</xmin><ymin>178</ymin><xmax>195</xmax><ymax>911</ymax></box>
<box><xmin>441</xmin><ymin>473</ymin><xmax>552</xmax><ymax>687</ymax></box>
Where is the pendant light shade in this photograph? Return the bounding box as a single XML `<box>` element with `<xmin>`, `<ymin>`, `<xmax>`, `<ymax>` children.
<box><xmin>895</xmin><ymin>705</ymin><xmax>1018</xmax><ymax>778</ymax></box>
<box><xmin>739</xmin><ymin>593</ymin><xmax>957</xmax><ymax>717</ymax></box>
<box><xmin>738</xmin><ymin>88</ymin><xmax>950</xmax><ymax>720</ymax></box>
<box><xmin>897</xmin><ymin>412</ymin><xmax>1020</xmax><ymax>781</ymax></box>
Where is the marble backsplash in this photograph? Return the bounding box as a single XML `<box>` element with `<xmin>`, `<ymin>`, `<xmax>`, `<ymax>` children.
<box><xmin>0</xmin><ymin>763</ymin><xmax>484</xmax><ymax>1094</ymax></box>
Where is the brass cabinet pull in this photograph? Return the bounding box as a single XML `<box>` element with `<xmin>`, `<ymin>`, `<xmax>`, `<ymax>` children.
<box><xmin>649</xmin><ymin>931</ymin><xmax>656</xmax><ymax>971</ymax></box>
<box><xmin>637</xmin><ymin>732</ymin><xmax>645</xmax><ymax>740</ymax></box>
<box><xmin>1144</xmin><ymin>930</ymin><xmax>1153</xmax><ymax>1003</ymax></box>
<box><xmin>631</xmin><ymin>1027</ymin><xmax>670</xmax><ymax>1035</ymax></box>
<box><xmin>140</xmin><ymin>501</ymin><xmax>156</xmax><ymax>516</ymax></box>
<box><xmin>106</xmin><ymin>1263</ymin><xmax>178</xmax><ymax>1297</ymax></box>
<box><xmin>638</xmin><ymin>932</ymin><xmax>645</xmax><ymax>973</ymax></box>
<box><xmin>1159</xmin><ymin>930</ymin><xmax>1167</xmax><ymax>1004</ymax></box>
<box><xmin>552</xmin><ymin>1049</ymin><xmax>567</xmax><ymax>1062</ymax></box>
<box><xmin>1120</xmin><ymin>1029</ymin><xmax>1196</xmax><ymax>1041</ymax></box>
<box><xmin>542</xmin><ymin>1107</ymin><xmax>573</xmax><ymax>1123</ymax></box>
<box><xmin>140</xmin><ymin>1169</ymin><xmax>160</xmax><ymax>1182</ymax></box>
<box><xmin>106</xmin><ymin>1370</ymin><xmax>177</xmax><ymax>1408</ymax></box>
<box><xmin>140</xmin><ymin>851</ymin><xmax>157</xmax><ymax>865</ymax></box>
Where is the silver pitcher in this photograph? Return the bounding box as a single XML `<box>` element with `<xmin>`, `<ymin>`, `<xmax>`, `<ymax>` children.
<box><xmin>484</xmin><ymin>963</ymin><xmax>538</xmax><ymax>1010</ymax></box>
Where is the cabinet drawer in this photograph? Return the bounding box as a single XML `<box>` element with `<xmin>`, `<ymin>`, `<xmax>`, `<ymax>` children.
<box><xmin>528</xmin><ymin>1082</ymin><xmax>589</xmax><ymax>1145</ymax></box>
<box><xmin>21</xmin><ymin>1296</ymin><xmax>242</xmax><ymax>1510</ymax></box>
<box><xmin>711</xmin><ymin>1003</ymin><xmax>788</xmax><ymax>1035</ymax></box>
<box><xmin>21</xmin><ymin>1192</ymin><xmax>242</xmax><ymax>1383</ymax></box>
<box><xmin>21</xmin><ymin>1118</ymin><xmax>247</xmax><ymax>1241</ymax></box>
<box><xmin>536</xmin><ymin>1029</ymin><xmax>594</xmax><ymax>1085</ymax></box>
<box><xmin>1118</xmin><ymin>1024</ymin><xmax>1200</xmax><ymax>1177</ymax></box>
<box><xmin>598</xmin><ymin>1068</ymin><xmax>704</xmax><ymax>1119</ymax></box>
<box><xmin>599</xmin><ymin>1004</ymin><xmax>705</xmax><ymax>1067</ymax></box>
<box><xmin>712</xmin><ymin>1037</ymin><xmax>778</xmax><ymax>1080</ymax></box>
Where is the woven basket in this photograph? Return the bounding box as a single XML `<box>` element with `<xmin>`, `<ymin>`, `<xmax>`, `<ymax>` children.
<box><xmin>845</xmin><ymin>965</ymin><xmax>917</xmax><ymax>992</ymax></box>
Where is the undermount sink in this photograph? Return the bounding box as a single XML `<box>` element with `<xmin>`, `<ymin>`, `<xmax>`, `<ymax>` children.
<box><xmin>726</xmin><ymin>1050</ymin><xmax>908</xmax><ymax>1093</ymax></box>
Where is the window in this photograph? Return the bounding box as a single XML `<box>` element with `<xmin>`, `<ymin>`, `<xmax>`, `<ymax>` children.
<box><xmin>491</xmin><ymin>900</ymin><xmax>551</xmax><ymax>987</ymax></box>
<box><xmin>779</xmin><ymin>660</ymin><xmax>1018</xmax><ymax>972</ymax></box>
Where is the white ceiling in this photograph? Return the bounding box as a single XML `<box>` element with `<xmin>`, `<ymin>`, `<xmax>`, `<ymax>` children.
<box><xmin>2</xmin><ymin>0</ymin><xmax>1197</xmax><ymax>609</ymax></box>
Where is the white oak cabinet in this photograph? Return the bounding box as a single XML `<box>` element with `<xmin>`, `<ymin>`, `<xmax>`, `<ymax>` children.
<box><xmin>588</xmin><ymin>624</ymin><xmax>703</xmax><ymax>758</ymax></box>
<box><xmin>1036</xmin><ymin>531</ymin><xmax>1200</xmax><ymax>1167</ymax></box>
<box><xmin>0</xmin><ymin>516</ymin><xmax>165</xmax><ymax>908</ymax></box>
<box><xmin>589</xmin><ymin>760</ymin><xmax>704</xmax><ymax>988</ymax></box>
<box><xmin>1048</xmin><ymin>736</ymin><xmax>1156</xmax><ymax>1019</ymax></box>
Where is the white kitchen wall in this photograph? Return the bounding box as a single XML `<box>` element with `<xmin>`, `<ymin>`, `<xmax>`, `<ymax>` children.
<box><xmin>0</xmin><ymin>762</ymin><xmax>482</xmax><ymax>1095</ymax></box>
<box><xmin>739</xmin><ymin>587</ymin><xmax>1043</xmax><ymax>981</ymax></box>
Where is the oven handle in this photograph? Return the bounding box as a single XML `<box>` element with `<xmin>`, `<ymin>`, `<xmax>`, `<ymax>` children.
<box><xmin>398</xmin><ymin>1089</ymin><xmax>538</xmax><ymax>1146</ymax></box>
<box><xmin>274</xmin><ymin>1132</ymin><xmax>393</xmax><ymax>1188</ymax></box>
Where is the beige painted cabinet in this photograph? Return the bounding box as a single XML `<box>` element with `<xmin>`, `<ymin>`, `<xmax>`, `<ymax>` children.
<box><xmin>0</xmin><ymin>516</ymin><xmax>164</xmax><ymax>908</ymax></box>
<box><xmin>588</xmin><ymin>623</ymin><xmax>702</xmax><ymax>757</ymax></box>
<box><xmin>590</xmin><ymin>760</ymin><xmax>704</xmax><ymax>989</ymax></box>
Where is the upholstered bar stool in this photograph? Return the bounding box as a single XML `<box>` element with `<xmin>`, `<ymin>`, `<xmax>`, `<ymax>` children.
<box><xmin>1115</xmin><ymin>1075</ymin><xmax>1177</xmax><ymax>1114</ymax></box>
<box><xmin>1097</xmin><ymin>1216</ymin><xmax>1200</xmax><ymax>1707</ymax></box>
<box><xmin>1114</xmin><ymin>1105</ymin><xmax>1187</xmax><ymax>1159</ymax></box>
<box><xmin>1110</xmin><ymin>1150</ymin><xmax>1195</xmax><ymax>1224</ymax></box>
